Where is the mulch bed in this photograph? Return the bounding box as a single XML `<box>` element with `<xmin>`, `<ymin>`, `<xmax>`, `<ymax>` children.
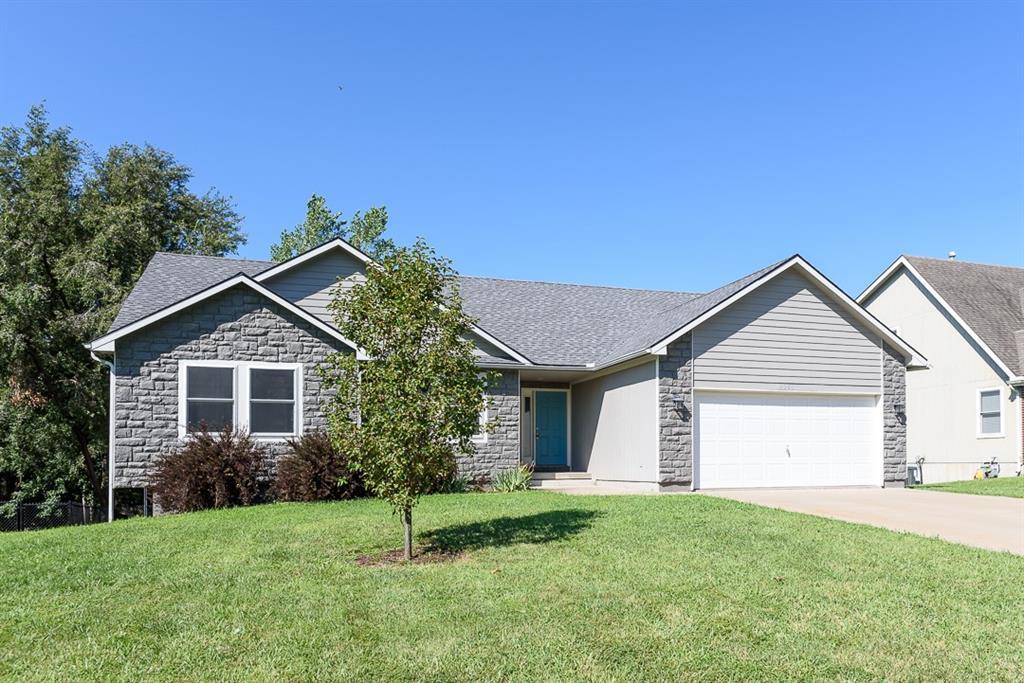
<box><xmin>355</xmin><ymin>546</ymin><xmax>466</xmax><ymax>566</ymax></box>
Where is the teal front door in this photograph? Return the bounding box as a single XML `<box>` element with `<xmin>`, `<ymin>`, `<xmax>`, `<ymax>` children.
<box><xmin>534</xmin><ymin>391</ymin><xmax>568</xmax><ymax>467</ymax></box>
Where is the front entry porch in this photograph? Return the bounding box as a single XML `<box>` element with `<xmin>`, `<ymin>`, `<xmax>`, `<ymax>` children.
<box><xmin>515</xmin><ymin>361</ymin><xmax>662</xmax><ymax>491</ymax></box>
<box><xmin>520</xmin><ymin>385</ymin><xmax>572</xmax><ymax>470</ymax></box>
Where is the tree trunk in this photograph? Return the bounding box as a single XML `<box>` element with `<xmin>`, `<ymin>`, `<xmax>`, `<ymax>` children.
<box><xmin>403</xmin><ymin>506</ymin><xmax>413</xmax><ymax>561</ymax></box>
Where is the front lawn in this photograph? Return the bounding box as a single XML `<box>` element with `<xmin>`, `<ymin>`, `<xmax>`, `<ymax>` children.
<box><xmin>917</xmin><ymin>476</ymin><xmax>1024</xmax><ymax>499</ymax></box>
<box><xmin>1</xmin><ymin>493</ymin><xmax>1021</xmax><ymax>681</ymax></box>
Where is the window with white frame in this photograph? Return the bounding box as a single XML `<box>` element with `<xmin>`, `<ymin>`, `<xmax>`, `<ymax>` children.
<box><xmin>179</xmin><ymin>361</ymin><xmax>302</xmax><ymax>438</ymax></box>
<box><xmin>184</xmin><ymin>365</ymin><xmax>235</xmax><ymax>433</ymax></box>
<box><xmin>978</xmin><ymin>388</ymin><xmax>1003</xmax><ymax>437</ymax></box>
<box><xmin>249</xmin><ymin>367</ymin><xmax>298</xmax><ymax>435</ymax></box>
<box><xmin>472</xmin><ymin>404</ymin><xmax>488</xmax><ymax>443</ymax></box>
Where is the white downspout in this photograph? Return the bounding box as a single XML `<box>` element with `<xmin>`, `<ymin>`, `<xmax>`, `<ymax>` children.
<box><xmin>90</xmin><ymin>350</ymin><xmax>115</xmax><ymax>523</ymax></box>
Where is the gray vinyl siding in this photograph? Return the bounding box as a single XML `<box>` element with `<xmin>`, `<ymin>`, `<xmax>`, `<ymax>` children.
<box><xmin>263</xmin><ymin>250</ymin><xmax>366</xmax><ymax>323</ymax></box>
<box><xmin>692</xmin><ymin>271</ymin><xmax>881</xmax><ymax>393</ymax></box>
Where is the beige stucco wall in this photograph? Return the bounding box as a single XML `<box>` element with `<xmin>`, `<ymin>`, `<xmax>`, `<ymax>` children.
<box><xmin>571</xmin><ymin>360</ymin><xmax>658</xmax><ymax>482</ymax></box>
<box><xmin>864</xmin><ymin>268</ymin><xmax>1021</xmax><ymax>482</ymax></box>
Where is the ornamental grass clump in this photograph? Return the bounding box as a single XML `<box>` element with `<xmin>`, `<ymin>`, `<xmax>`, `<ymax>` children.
<box><xmin>493</xmin><ymin>465</ymin><xmax>534</xmax><ymax>492</ymax></box>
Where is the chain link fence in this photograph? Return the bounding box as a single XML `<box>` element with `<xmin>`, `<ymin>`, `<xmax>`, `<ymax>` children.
<box><xmin>0</xmin><ymin>501</ymin><xmax>106</xmax><ymax>532</ymax></box>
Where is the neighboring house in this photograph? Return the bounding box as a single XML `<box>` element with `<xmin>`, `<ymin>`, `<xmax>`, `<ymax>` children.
<box><xmin>859</xmin><ymin>255</ymin><xmax>1024</xmax><ymax>483</ymax></box>
<box><xmin>87</xmin><ymin>239</ymin><xmax>924</xmax><ymax>516</ymax></box>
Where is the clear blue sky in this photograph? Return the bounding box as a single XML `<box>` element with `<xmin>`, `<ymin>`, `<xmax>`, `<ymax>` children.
<box><xmin>2</xmin><ymin>1</ymin><xmax>1022</xmax><ymax>294</ymax></box>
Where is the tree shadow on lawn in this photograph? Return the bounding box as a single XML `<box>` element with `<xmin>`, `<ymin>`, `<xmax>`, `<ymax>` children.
<box><xmin>355</xmin><ymin>509</ymin><xmax>603</xmax><ymax>566</ymax></box>
<box><xmin>421</xmin><ymin>508</ymin><xmax>602</xmax><ymax>553</ymax></box>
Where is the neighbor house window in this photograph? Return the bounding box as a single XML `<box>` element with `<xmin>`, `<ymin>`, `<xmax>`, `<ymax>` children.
<box><xmin>978</xmin><ymin>389</ymin><xmax>1003</xmax><ymax>437</ymax></box>
<box><xmin>178</xmin><ymin>361</ymin><xmax>302</xmax><ymax>439</ymax></box>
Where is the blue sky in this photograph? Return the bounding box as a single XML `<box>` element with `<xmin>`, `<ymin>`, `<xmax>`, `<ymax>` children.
<box><xmin>2</xmin><ymin>1</ymin><xmax>1021</xmax><ymax>294</ymax></box>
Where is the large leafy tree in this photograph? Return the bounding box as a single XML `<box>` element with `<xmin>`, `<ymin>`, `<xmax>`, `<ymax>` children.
<box><xmin>0</xmin><ymin>105</ymin><xmax>244</xmax><ymax>504</ymax></box>
<box><xmin>270</xmin><ymin>194</ymin><xmax>393</xmax><ymax>261</ymax></box>
<box><xmin>323</xmin><ymin>239</ymin><xmax>489</xmax><ymax>560</ymax></box>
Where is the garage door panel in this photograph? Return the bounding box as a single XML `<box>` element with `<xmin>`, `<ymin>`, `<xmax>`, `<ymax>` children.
<box><xmin>695</xmin><ymin>392</ymin><xmax>880</xmax><ymax>489</ymax></box>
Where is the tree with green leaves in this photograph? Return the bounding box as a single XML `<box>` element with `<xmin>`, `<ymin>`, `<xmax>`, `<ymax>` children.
<box><xmin>270</xmin><ymin>195</ymin><xmax>393</xmax><ymax>261</ymax></box>
<box><xmin>323</xmin><ymin>239</ymin><xmax>489</xmax><ymax>560</ymax></box>
<box><xmin>0</xmin><ymin>105</ymin><xmax>245</xmax><ymax>505</ymax></box>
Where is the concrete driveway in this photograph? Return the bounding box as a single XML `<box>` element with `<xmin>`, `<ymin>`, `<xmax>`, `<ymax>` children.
<box><xmin>703</xmin><ymin>487</ymin><xmax>1024</xmax><ymax>555</ymax></box>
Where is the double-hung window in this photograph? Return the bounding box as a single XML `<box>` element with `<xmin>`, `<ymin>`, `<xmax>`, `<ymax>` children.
<box><xmin>248</xmin><ymin>367</ymin><xmax>298</xmax><ymax>436</ymax></box>
<box><xmin>183</xmin><ymin>365</ymin><xmax>235</xmax><ymax>433</ymax></box>
<box><xmin>978</xmin><ymin>388</ymin><xmax>1003</xmax><ymax>438</ymax></box>
<box><xmin>179</xmin><ymin>361</ymin><xmax>302</xmax><ymax>439</ymax></box>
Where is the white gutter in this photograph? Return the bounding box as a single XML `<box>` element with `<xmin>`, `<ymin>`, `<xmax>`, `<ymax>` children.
<box><xmin>89</xmin><ymin>350</ymin><xmax>115</xmax><ymax>523</ymax></box>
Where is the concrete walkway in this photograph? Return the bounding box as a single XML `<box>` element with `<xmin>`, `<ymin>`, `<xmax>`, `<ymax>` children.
<box><xmin>704</xmin><ymin>487</ymin><xmax>1024</xmax><ymax>555</ymax></box>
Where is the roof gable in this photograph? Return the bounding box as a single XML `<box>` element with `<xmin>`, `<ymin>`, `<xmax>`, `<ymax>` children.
<box><xmin>643</xmin><ymin>256</ymin><xmax>925</xmax><ymax>368</ymax></box>
<box><xmin>110</xmin><ymin>252</ymin><xmax>271</xmax><ymax>330</ymax></box>
<box><xmin>254</xmin><ymin>238</ymin><xmax>374</xmax><ymax>282</ymax></box>
<box><xmin>89</xmin><ymin>273</ymin><xmax>363</xmax><ymax>357</ymax></box>
<box><xmin>859</xmin><ymin>256</ymin><xmax>1024</xmax><ymax>378</ymax></box>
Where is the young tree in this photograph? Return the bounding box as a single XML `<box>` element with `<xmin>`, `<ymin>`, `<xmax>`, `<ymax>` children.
<box><xmin>271</xmin><ymin>195</ymin><xmax>393</xmax><ymax>261</ymax></box>
<box><xmin>0</xmin><ymin>105</ymin><xmax>244</xmax><ymax>505</ymax></box>
<box><xmin>323</xmin><ymin>239</ymin><xmax>489</xmax><ymax>560</ymax></box>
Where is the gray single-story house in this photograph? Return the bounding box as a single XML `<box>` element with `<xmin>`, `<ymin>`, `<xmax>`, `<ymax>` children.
<box><xmin>87</xmin><ymin>239</ymin><xmax>926</xmax><ymax>515</ymax></box>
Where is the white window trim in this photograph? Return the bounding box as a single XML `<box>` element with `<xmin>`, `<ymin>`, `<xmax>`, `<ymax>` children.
<box><xmin>977</xmin><ymin>387</ymin><xmax>1004</xmax><ymax>439</ymax></box>
<box><xmin>178</xmin><ymin>360</ymin><xmax>303</xmax><ymax>441</ymax></box>
<box><xmin>472</xmin><ymin>404</ymin><xmax>489</xmax><ymax>444</ymax></box>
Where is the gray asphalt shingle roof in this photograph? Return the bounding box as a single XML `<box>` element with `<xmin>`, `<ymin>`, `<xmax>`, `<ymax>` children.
<box><xmin>108</xmin><ymin>250</ymin><xmax>796</xmax><ymax>367</ymax></box>
<box><xmin>906</xmin><ymin>256</ymin><xmax>1024</xmax><ymax>376</ymax></box>
<box><xmin>111</xmin><ymin>253</ymin><xmax>272</xmax><ymax>330</ymax></box>
<box><xmin>456</xmin><ymin>277</ymin><xmax>700</xmax><ymax>366</ymax></box>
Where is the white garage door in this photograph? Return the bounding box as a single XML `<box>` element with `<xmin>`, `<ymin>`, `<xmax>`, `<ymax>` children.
<box><xmin>695</xmin><ymin>392</ymin><xmax>880</xmax><ymax>489</ymax></box>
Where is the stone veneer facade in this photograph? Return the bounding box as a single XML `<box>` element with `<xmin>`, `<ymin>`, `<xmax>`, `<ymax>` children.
<box><xmin>113</xmin><ymin>284</ymin><xmax>522</xmax><ymax>489</ymax></box>
<box><xmin>113</xmin><ymin>286</ymin><xmax>346</xmax><ymax>487</ymax></box>
<box><xmin>456</xmin><ymin>370</ymin><xmax>521</xmax><ymax>483</ymax></box>
<box><xmin>882</xmin><ymin>342</ymin><xmax>908</xmax><ymax>486</ymax></box>
<box><xmin>657</xmin><ymin>334</ymin><xmax>694</xmax><ymax>490</ymax></box>
<box><xmin>655</xmin><ymin>334</ymin><xmax>909</xmax><ymax>490</ymax></box>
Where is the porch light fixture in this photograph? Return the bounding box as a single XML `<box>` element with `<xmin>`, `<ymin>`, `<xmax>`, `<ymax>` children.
<box><xmin>671</xmin><ymin>395</ymin><xmax>690</xmax><ymax>420</ymax></box>
<box><xmin>893</xmin><ymin>400</ymin><xmax>906</xmax><ymax>425</ymax></box>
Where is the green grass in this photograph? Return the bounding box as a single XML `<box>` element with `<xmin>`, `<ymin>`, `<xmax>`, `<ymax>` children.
<box><xmin>917</xmin><ymin>476</ymin><xmax>1024</xmax><ymax>498</ymax></box>
<box><xmin>1</xmin><ymin>493</ymin><xmax>1021</xmax><ymax>681</ymax></box>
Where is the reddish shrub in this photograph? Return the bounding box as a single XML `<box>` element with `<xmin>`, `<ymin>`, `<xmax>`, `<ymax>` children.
<box><xmin>272</xmin><ymin>432</ymin><xmax>365</xmax><ymax>502</ymax></box>
<box><xmin>149</xmin><ymin>427</ymin><xmax>268</xmax><ymax>513</ymax></box>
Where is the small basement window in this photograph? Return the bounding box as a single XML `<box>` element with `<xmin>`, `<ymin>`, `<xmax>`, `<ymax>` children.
<box><xmin>978</xmin><ymin>388</ymin><xmax>1003</xmax><ymax>437</ymax></box>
